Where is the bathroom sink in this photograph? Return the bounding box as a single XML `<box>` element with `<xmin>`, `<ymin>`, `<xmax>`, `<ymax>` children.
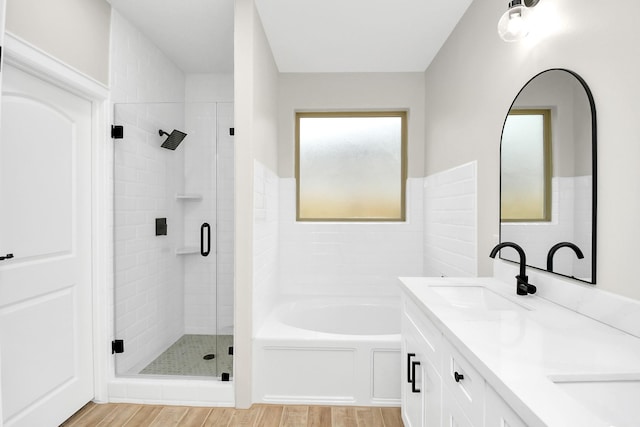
<box><xmin>429</xmin><ymin>286</ymin><xmax>530</xmax><ymax>311</ymax></box>
<box><xmin>549</xmin><ymin>373</ymin><xmax>640</xmax><ymax>427</ymax></box>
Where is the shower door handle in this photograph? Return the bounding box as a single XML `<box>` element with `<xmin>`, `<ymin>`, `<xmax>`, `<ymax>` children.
<box><xmin>200</xmin><ymin>223</ymin><xmax>210</xmax><ymax>257</ymax></box>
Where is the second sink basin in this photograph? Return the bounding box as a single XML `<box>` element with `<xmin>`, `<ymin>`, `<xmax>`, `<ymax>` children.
<box><xmin>429</xmin><ymin>285</ymin><xmax>530</xmax><ymax>311</ymax></box>
<box><xmin>549</xmin><ymin>373</ymin><xmax>640</xmax><ymax>427</ymax></box>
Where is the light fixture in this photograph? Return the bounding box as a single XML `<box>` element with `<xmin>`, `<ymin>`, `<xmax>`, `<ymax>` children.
<box><xmin>498</xmin><ymin>0</ymin><xmax>540</xmax><ymax>42</ymax></box>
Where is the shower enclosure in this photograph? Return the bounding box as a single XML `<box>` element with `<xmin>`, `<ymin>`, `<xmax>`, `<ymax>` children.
<box><xmin>113</xmin><ymin>102</ymin><xmax>234</xmax><ymax>380</ymax></box>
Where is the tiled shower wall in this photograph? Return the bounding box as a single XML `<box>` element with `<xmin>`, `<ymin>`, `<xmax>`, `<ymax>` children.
<box><xmin>182</xmin><ymin>102</ymin><xmax>235</xmax><ymax>335</ymax></box>
<box><xmin>110</xmin><ymin>11</ymin><xmax>185</xmax><ymax>105</ymax></box>
<box><xmin>113</xmin><ymin>103</ymin><xmax>185</xmax><ymax>374</ymax></box>
<box><xmin>183</xmin><ymin>102</ymin><xmax>217</xmax><ymax>335</ymax></box>
<box><xmin>182</xmin><ymin>73</ymin><xmax>235</xmax><ymax>335</ymax></box>
<box><xmin>215</xmin><ymin>103</ymin><xmax>236</xmax><ymax>335</ymax></box>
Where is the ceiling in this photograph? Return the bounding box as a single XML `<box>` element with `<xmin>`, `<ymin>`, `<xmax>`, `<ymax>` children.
<box><xmin>108</xmin><ymin>0</ymin><xmax>473</xmax><ymax>74</ymax></box>
<box><xmin>108</xmin><ymin>0</ymin><xmax>234</xmax><ymax>73</ymax></box>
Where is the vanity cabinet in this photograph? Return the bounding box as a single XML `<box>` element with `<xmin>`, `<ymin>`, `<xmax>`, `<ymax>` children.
<box><xmin>401</xmin><ymin>294</ymin><xmax>523</xmax><ymax>427</ymax></box>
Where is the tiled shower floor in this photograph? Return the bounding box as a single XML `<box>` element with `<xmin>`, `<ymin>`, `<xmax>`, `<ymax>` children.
<box><xmin>139</xmin><ymin>334</ymin><xmax>233</xmax><ymax>378</ymax></box>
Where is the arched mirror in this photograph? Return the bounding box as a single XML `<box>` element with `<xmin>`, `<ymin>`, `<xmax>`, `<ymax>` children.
<box><xmin>499</xmin><ymin>69</ymin><xmax>596</xmax><ymax>284</ymax></box>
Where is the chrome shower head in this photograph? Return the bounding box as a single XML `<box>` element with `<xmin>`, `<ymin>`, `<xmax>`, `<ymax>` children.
<box><xmin>159</xmin><ymin>129</ymin><xmax>187</xmax><ymax>150</ymax></box>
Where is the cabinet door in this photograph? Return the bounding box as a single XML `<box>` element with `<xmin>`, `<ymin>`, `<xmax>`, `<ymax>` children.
<box><xmin>402</xmin><ymin>313</ymin><xmax>442</xmax><ymax>427</ymax></box>
<box><xmin>442</xmin><ymin>387</ymin><xmax>474</xmax><ymax>427</ymax></box>
<box><xmin>485</xmin><ymin>385</ymin><xmax>528</xmax><ymax>427</ymax></box>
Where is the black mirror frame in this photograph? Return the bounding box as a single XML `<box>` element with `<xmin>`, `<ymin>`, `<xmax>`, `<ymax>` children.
<box><xmin>498</xmin><ymin>68</ymin><xmax>597</xmax><ymax>284</ymax></box>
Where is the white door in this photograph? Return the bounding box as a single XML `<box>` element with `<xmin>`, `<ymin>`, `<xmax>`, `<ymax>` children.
<box><xmin>0</xmin><ymin>64</ymin><xmax>93</xmax><ymax>426</ymax></box>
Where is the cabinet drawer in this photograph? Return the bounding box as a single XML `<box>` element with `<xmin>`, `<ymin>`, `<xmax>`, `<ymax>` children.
<box><xmin>403</xmin><ymin>298</ymin><xmax>442</xmax><ymax>368</ymax></box>
<box><xmin>442</xmin><ymin>338</ymin><xmax>485</xmax><ymax>424</ymax></box>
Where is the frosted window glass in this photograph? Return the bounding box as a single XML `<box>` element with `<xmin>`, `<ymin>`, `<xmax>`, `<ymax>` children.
<box><xmin>297</xmin><ymin>113</ymin><xmax>406</xmax><ymax>220</ymax></box>
<box><xmin>501</xmin><ymin>112</ymin><xmax>550</xmax><ymax>221</ymax></box>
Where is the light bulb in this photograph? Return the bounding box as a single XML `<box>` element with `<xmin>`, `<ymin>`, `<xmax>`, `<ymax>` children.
<box><xmin>498</xmin><ymin>4</ymin><xmax>531</xmax><ymax>42</ymax></box>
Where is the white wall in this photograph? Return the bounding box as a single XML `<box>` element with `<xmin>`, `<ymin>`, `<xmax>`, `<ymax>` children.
<box><xmin>424</xmin><ymin>0</ymin><xmax>640</xmax><ymax>300</ymax></box>
<box><xmin>186</xmin><ymin>74</ymin><xmax>234</xmax><ymax>103</ymax></box>
<box><xmin>110</xmin><ymin>11</ymin><xmax>185</xmax><ymax>104</ymax></box>
<box><xmin>278</xmin><ymin>72</ymin><xmax>425</xmax><ymax>178</ymax></box>
<box><xmin>234</xmin><ymin>0</ymin><xmax>280</xmax><ymax>408</ymax></box>
<box><xmin>5</xmin><ymin>0</ymin><xmax>111</xmax><ymax>84</ymax></box>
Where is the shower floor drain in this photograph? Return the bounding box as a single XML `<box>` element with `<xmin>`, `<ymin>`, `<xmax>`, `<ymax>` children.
<box><xmin>203</xmin><ymin>354</ymin><xmax>215</xmax><ymax>360</ymax></box>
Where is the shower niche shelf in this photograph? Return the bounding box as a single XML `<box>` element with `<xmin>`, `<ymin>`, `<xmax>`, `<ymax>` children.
<box><xmin>175</xmin><ymin>247</ymin><xmax>199</xmax><ymax>255</ymax></box>
<box><xmin>175</xmin><ymin>193</ymin><xmax>203</xmax><ymax>200</ymax></box>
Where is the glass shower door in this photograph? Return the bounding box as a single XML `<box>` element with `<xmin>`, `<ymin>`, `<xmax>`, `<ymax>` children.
<box><xmin>113</xmin><ymin>102</ymin><xmax>222</xmax><ymax>378</ymax></box>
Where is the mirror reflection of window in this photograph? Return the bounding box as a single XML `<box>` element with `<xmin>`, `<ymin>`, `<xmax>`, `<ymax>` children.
<box><xmin>501</xmin><ymin>109</ymin><xmax>552</xmax><ymax>222</ymax></box>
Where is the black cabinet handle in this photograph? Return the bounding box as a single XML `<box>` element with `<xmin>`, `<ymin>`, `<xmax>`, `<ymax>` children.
<box><xmin>454</xmin><ymin>371</ymin><xmax>464</xmax><ymax>382</ymax></box>
<box><xmin>411</xmin><ymin>361</ymin><xmax>421</xmax><ymax>393</ymax></box>
<box><xmin>407</xmin><ymin>353</ymin><xmax>416</xmax><ymax>383</ymax></box>
<box><xmin>0</xmin><ymin>253</ymin><xmax>14</xmax><ymax>261</ymax></box>
<box><xmin>200</xmin><ymin>223</ymin><xmax>210</xmax><ymax>257</ymax></box>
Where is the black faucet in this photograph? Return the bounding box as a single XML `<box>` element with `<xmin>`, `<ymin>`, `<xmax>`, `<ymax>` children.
<box><xmin>489</xmin><ymin>242</ymin><xmax>537</xmax><ymax>296</ymax></box>
<box><xmin>546</xmin><ymin>242</ymin><xmax>584</xmax><ymax>272</ymax></box>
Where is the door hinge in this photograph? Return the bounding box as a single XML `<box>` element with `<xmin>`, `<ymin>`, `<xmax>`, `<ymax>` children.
<box><xmin>228</xmin><ymin>346</ymin><xmax>233</xmax><ymax>355</ymax></box>
<box><xmin>229</xmin><ymin>127</ymin><xmax>234</xmax><ymax>136</ymax></box>
<box><xmin>221</xmin><ymin>372</ymin><xmax>230</xmax><ymax>381</ymax></box>
<box><xmin>111</xmin><ymin>125</ymin><xmax>124</xmax><ymax>139</ymax></box>
<box><xmin>112</xmin><ymin>339</ymin><xmax>124</xmax><ymax>354</ymax></box>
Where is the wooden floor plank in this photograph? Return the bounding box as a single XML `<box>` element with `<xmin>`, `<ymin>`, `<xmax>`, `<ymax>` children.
<box><xmin>180</xmin><ymin>407</ymin><xmax>213</xmax><ymax>426</ymax></box>
<box><xmin>65</xmin><ymin>403</ymin><xmax>118</xmax><ymax>427</ymax></box>
<box><xmin>227</xmin><ymin>406</ymin><xmax>260</xmax><ymax>426</ymax></box>
<box><xmin>280</xmin><ymin>405</ymin><xmax>309</xmax><ymax>427</ymax></box>
<box><xmin>123</xmin><ymin>405</ymin><xmax>164</xmax><ymax>427</ymax></box>
<box><xmin>308</xmin><ymin>406</ymin><xmax>332</xmax><ymax>427</ymax></box>
<box><xmin>254</xmin><ymin>405</ymin><xmax>284</xmax><ymax>427</ymax></box>
<box><xmin>332</xmin><ymin>407</ymin><xmax>358</xmax><ymax>427</ymax></box>
<box><xmin>60</xmin><ymin>402</ymin><xmax>98</xmax><ymax>426</ymax></box>
<box><xmin>203</xmin><ymin>407</ymin><xmax>235</xmax><ymax>427</ymax></box>
<box><xmin>380</xmin><ymin>407</ymin><xmax>403</xmax><ymax>427</ymax></box>
<box><xmin>148</xmin><ymin>406</ymin><xmax>189</xmax><ymax>426</ymax></box>
<box><xmin>96</xmin><ymin>403</ymin><xmax>143</xmax><ymax>426</ymax></box>
<box><xmin>355</xmin><ymin>407</ymin><xmax>385</xmax><ymax>427</ymax></box>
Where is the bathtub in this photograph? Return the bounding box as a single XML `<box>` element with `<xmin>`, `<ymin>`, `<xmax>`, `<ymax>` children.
<box><xmin>253</xmin><ymin>297</ymin><xmax>401</xmax><ymax>406</ymax></box>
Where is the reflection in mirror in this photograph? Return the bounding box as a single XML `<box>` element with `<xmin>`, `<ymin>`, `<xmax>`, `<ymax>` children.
<box><xmin>502</xmin><ymin>109</ymin><xmax>551</xmax><ymax>221</ymax></box>
<box><xmin>500</xmin><ymin>69</ymin><xmax>596</xmax><ymax>284</ymax></box>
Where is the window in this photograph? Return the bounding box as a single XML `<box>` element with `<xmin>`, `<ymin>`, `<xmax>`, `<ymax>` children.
<box><xmin>501</xmin><ymin>109</ymin><xmax>552</xmax><ymax>222</ymax></box>
<box><xmin>295</xmin><ymin>111</ymin><xmax>407</xmax><ymax>221</ymax></box>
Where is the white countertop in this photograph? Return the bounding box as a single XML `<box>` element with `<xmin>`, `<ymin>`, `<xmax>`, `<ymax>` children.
<box><xmin>399</xmin><ymin>276</ymin><xmax>640</xmax><ymax>427</ymax></box>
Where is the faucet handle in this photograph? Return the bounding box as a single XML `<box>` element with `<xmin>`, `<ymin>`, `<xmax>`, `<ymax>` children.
<box><xmin>516</xmin><ymin>275</ymin><xmax>536</xmax><ymax>295</ymax></box>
